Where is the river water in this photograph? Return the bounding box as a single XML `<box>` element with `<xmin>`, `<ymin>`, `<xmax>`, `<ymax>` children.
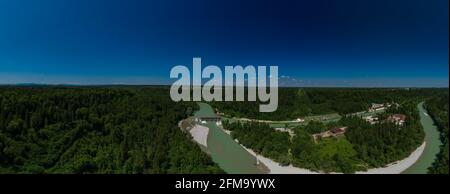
<box><xmin>402</xmin><ymin>102</ymin><xmax>442</xmax><ymax>174</ymax></box>
<box><xmin>194</xmin><ymin>102</ymin><xmax>263</xmax><ymax>174</ymax></box>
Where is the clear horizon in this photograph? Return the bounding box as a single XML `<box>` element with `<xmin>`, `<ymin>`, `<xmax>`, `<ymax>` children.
<box><xmin>0</xmin><ymin>72</ymin><xmax>448</xmax><ymax>87</ymax></box>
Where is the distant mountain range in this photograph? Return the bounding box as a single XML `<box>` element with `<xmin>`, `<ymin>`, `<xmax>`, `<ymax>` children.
<box><xmin>0</xmin><ymin>83</ymin><xmax>448</xmax><ymax>88</ymax></box>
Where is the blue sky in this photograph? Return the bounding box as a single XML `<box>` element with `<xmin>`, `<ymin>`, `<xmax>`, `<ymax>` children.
<box><xmin>0</xmin><ymin>0</ymin><xmax>448</xmax><ymax>87</ymax></box>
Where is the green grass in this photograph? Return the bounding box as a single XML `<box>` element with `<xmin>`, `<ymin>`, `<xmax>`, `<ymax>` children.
<box><xmin>315</xmin><ymin>137</ymin><xmax>357</xmax><ymax>159</ymax></box>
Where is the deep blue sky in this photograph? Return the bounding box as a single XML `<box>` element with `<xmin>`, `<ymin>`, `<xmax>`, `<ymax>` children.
<box><xmin>0</xmin><ymin>0</ymin><xmax>448</xmax><ymax>86</ymax></box>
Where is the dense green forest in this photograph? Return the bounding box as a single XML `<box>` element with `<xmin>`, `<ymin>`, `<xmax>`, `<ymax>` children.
<box><xmin>341</xmin><ymin>101</ymin><xmax>424</xmax><ymax>168</ymax></box>
<box><xmin>0</xmin><ymin>87</ymin><xmax>223</xmax><ymax>173</ymax></box>
<box><xmin>426</xmin><ymin>95</ymin><xmax>449</xmax><ymax>174</ymax></box>
<box><xmin>1</xmin><ymin>86</ymin><xmax>447</xmax><ymax>174</ymax></box>
<box><xmin>212</xmin><ymin>88</ymin><xmax>444</xmax><ymax>120</ymax></box>
<box><xmin>222</xmin><ymin>90</ymin><xmax>439</xmax><ymax>173</ymax></box>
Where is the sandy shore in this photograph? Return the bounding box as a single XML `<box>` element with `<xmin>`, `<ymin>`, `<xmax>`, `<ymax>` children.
<box><xmin>242</xmin><ymin>146</ymin><xmax>318</xmax><ymax>174</ymax></box>
<box><xmin>241</xmin><ymin>141</ymin><xmax>426</xmax><ymax>174</ymax></box>
<box><xmin>190</xmin><ymin>125</ymin><xmax>209</xmax><ymax>147</ymax></box>
<box><xmin>356</xmin><ymin>142</ymin><xmax>426</xmax><ymax>174</ymax></box>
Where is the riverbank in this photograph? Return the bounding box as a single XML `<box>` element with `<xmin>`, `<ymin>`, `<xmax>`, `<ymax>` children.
<box><xmin>194</xmin><ymin>102</ymin><xmax>265</xmax><ymax>174</ymax></box>
<box><xmin>243</xmin><ymin>146</ymin><xmax>318</xmax><ymax>174</ymax></box>
<box><xmin>219</xmin><ymin>126</ymin><xmax>316</xmax><ymax>174</ymax></box>
<box><xmin>242</xmin><ymin>138</ymin><xmax>425</xmax><ymax>174</ymax></box>
<box><xmin>220</xmin><ymin>125</ymin><xmax>426</xmax><ymax>174</ymax></box>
